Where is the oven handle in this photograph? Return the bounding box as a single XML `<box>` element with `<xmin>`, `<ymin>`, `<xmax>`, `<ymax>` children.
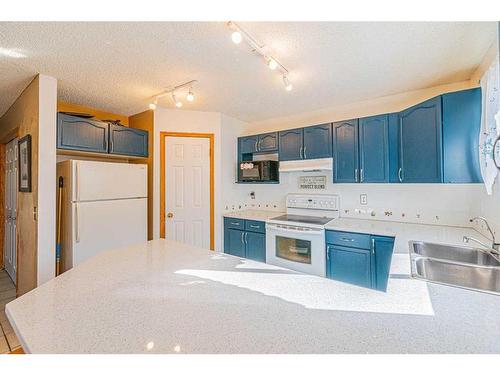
<box><xmin>266</xmin><ymin>224</ymin><xmax>324</xmax><ymax>235</ymax></box>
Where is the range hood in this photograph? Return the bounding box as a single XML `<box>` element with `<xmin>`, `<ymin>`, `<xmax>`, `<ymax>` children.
<box><xmin>279</xmin><ymin>157</ymin><xmax>333</xmax><ymax>172</ymax></box>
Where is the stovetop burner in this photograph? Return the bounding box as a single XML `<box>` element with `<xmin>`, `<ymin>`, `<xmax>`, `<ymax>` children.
<box><xmin>270</xmin><ymin>214</ymin><xmax>334</xmax><ymax>226</ymax></box>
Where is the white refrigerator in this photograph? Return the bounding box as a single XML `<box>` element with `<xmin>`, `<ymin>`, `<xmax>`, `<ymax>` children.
<box><xmin>57</xmin><ymin>160</ymin><xmax>147</xmax><ymax>272</ymax></box>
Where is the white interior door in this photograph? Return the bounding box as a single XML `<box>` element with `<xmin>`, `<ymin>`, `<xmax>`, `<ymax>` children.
<box><xmin>3</xmin><ymin>138</ymin><xmax>18</xmax><ymax>283</ymax></box>
<box><xmin>165</xmin><ymin>136</ymin><xmax>210</xmax><ymax>249</ymax></box>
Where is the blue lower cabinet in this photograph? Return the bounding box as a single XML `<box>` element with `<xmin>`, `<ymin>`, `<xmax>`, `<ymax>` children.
<box><xmin>246</xmin><ymin>232</ymin><xmax>266</xmax><ymax>262</ymax></box>
<box><xmin>224</xmin><ymin>218</ymin><xmax>266</xmax><ymax>262</ymax></box>
<box><xmin>326</xmin><ymin>230</ymin><xmax>394</xmax><ymax>291</ymax></box>
<box><xmin>224</xmin><ymin>228</ymin><xmax>246</xmax><ymax>257</ymax></box>
<box><xmin>327</xmin><ymin>244</ymin><xmax>372</xmax><ymax>288</ymax></box>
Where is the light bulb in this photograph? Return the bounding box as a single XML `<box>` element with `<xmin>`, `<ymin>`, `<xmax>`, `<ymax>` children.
<box><xmin>231</xmin><ymin>31</ymin><xmax>242</xmax><ymax>44</ymax></box>
<box><xmin>285</xmin><ymin>83</ymin><xmax>293</xmax><ymax>91</ymax></box>
<box><xmin>172</xmin><ymin>93</ymin><xmax>183</xmax><ymax>108</ymax></box>
<box><xmin>283</xmin><ymin>75</ymin><xmax>293</xmax><ymax>91</ymax></box>
<box><xmin>175</xmin><ymin>101</ymin><xmax>183</xmax><ymax>108</ymax></box>
<box><xmin>268</xmin><ymin>58</ymin><xmax>278</xmax><ymax>70</ymax></box>
<box><xmin>149</xmin><ymin>103</ymin><xmax>157</xmax><ymax>110</ymax></box>
<box><xmin>186</xmin><ymin>90</ymin><xmax>194</xmax><ymax>102</ymax></box>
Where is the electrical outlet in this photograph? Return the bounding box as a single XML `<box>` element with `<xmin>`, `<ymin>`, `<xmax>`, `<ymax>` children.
<box><xmin>360</xmin><ymin>194</ymin><xmax>368</xmax><ymax>205</ymax></box>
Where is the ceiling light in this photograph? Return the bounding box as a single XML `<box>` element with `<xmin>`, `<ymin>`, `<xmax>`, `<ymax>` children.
<box><xmin>149</xmin><ymin>98</ymin><xmax>158</xmax><ymax>110</ymax></box>
<box><xmin>172</xmin><ymin>93</ymin><xmax>183</xmax><ymax>108</ymax></box>
<box><xmin>283</xmin><ymin>75</ymin><xmax>293</xmax><ymax>92</ymax></box>
<box><xmin>267</xmin><ymin>58</ymin><xmax>278</xmax><ymax>70</ymax></box>
<box><xmin>231</xmin><ymin>31</ymin><xmax>242</xmax><ymax>44</ymax></box>
<box><xmin>186</xmin><ymin>89</ymin><xmax>195</xmax><ymax>102</ymax></box>
<box><xmin>0</xmin><ymin>47</ymin><xmax>26</xmax><ymax>59</ymax></box>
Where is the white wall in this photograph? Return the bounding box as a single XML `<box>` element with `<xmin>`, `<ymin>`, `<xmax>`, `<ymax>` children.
<box><xmin>37</xmin><ymin>74</ymin><xmax>57</xmax><ymax>285</ymax></box>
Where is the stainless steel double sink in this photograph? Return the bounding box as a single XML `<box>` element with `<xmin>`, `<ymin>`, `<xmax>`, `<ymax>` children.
<box><xmin>410</xmin><ymin>241</ymin><xmax>500</xmax><ymax>295</ymax></box>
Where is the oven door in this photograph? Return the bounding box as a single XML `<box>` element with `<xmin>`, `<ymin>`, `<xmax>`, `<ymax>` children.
<box><xmin>266</xmin><ymin>223</ymin><xmax>326</xmax><ymax>277</ymax></box>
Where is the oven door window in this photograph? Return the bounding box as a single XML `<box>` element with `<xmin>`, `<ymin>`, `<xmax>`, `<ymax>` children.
<box><xmin>275</xmin><ymin>236</ymin><xmax>311</xmax><ymax>264</ymax></box>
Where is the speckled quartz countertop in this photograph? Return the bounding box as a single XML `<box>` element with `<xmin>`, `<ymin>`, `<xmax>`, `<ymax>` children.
<box><xmin>223</xmin><ymin>209</ymin><xmax>284</xmax><ymax>221</ymax></box>
<box><xmin>6</xmin><ymin>237</ymin><xmax>500</xmax><ymax>354</ymax></box>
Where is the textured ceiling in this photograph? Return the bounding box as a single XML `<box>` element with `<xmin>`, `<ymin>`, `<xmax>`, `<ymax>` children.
<box><xmin>0</xmin><ymin>22</ymin><xmax>497</xmax><ymax>122</ymax></box>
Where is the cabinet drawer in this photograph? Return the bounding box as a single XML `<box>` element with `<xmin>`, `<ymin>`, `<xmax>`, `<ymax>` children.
<box><xmin>245</xmin><ymin>220</ymin><xmax>266</xmax><ymax>233</ymax></box>
<box><xmin>326</xmin><ymin>230</ymin><xmax>371</xmax><ymax>249</ymax></box>
<box><xmin>224</xmin><ymin>217</ymin><xmax>245</xmax><ymax>230</ymax></box>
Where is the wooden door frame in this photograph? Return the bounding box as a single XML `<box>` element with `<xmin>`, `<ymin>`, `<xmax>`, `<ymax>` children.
<box><xmin>160</xmin><ymin>132</ymin><xmax>215</xmax><ymax>250</ymax></box>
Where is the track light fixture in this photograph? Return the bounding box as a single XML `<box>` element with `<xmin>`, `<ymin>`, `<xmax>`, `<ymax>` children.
<box><xmin>149</xmin><ymin>80</ymin><xmax>198</xmax><ymax>110</ymax></box>
<box><xmin>227</xmin><ymin>21</ymin><xmax>293</xmax><ymax>92</ymax></box>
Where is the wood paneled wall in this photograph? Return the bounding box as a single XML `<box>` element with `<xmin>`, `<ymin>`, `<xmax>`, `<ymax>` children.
<box><xmin>0</xmin><ymin>76</ymin><xmax>40</xmax><ymax>296</ymax></box>
<box><xmin>57</xmin><ymin>101</ymin><xmax>129</xmax><ymax>126</ymax></box>
<box><xmin>129</xmin><ymin>110</ymin><xmax>154</xmax><ymax>240</ymax></box>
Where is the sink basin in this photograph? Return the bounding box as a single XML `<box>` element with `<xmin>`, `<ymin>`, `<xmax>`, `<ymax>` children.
<box><xmin>413</xmin><ymin>257</ymin><xmax>500</xmax><ymax>294</ymax></box>
<box><xmin>411</xmin><ymin>241</ymin><xmax>500</xmax><ymax>267</ymax></box>
<box><xmin>409</xmin><ymin>241</ymin><xmax>500</xmax><ymax>295</ymax></box>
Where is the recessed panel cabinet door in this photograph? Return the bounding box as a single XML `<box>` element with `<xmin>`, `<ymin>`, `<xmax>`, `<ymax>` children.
<box><xmin>239</xmin><ymin>135</ymin><xmax>259</xmax><ymax>154</ymax></box>
<box><xmin>303</xmin><ymin>124</ymin><xmax>332</xmax><ymax>159</ymax></box>
<box><xmin>399</xmin><ymin>97</ymin><xmax>443</xmax><ymax>183</ymax></box>
<box><xmin>225</xmin><ymin>228</ymin><xmax>246</xmax><ymax>257</ymax></box>
<box><xmin>279</xmin><ymin>128</ymin><xmax>303</xmax><ymax>161</ymax></box>
<box><xmin>333</xmin><ymin>120</ymin><xmax>359</xmax><ymax>183</ymax></box>
<box><xmin>327</xmin><ymin>245</ymin><xmax>372</xmax><ymax>288</ymax></box>
<box><xmin>109</xmin><ymin>124</ymin><xmax>148</xmax><ymax>157</ymax></box>
<box><xmin>57</xmin><ymin>113</ymin><xmax>109</xmax><ymax>153</ymax></box>
<box><xmin>245</xmin><ymin>232</ymin><xmax>266</xmax><ymax>262</ymax></box>
<box><xmin>359</xmin><ymin>115</ymin><xmax>389</xmax><ymax>183</ymax></box>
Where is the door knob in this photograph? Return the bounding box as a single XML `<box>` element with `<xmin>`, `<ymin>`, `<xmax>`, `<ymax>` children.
<box><xmin>167</xmin><ymin>212</ymin><xmax>174</xmax><ymax>218</ymax></box>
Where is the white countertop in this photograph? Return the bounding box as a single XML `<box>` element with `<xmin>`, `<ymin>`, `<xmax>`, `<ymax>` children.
<box><xmin>224</xmin><ymin>209</ymin><xmax>284</xmax><ymax>221</ymax></box>
<box><xmin>6</xmin><ymin>237</ymin><xmax>500</xmax><ymax>354</ymax></box>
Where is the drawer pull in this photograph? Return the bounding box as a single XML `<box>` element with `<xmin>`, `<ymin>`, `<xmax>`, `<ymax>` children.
<box><xmin>231</xmin><ymin>222</ymin><xmax>240</xmax><ymax>226</ymax></box>
<box><xmin>340</xmin><ymin>237</ymin><xmax>355</xmax><ymax>242</ymax></box>
<box><xmin>250</xmin><ymin>225</ymin><xmax>260</xmax><ymax>229</ymax></box>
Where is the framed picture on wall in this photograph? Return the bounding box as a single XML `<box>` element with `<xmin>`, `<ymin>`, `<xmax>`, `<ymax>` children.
<box><xmin>18</xmin><ymin>134</ymin><xmax>32</xmax><ymax>192</ymax></box>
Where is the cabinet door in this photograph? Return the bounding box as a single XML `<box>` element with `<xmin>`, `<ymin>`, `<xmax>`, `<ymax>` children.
<box><xmin>258</xmin><ymin>132</ymin><xmax>278</xmax><ymax>152</ymax></box>
<box><xmin>224</xmin><ymin>228</ymin><xmax>246</xmax><ymax>257</ymax></box>
<box><xmin>442</xmin><ymin>88</ymin><xmax>482</xmax><ymax>183</ymax></box>
<box><xmin>359</xmin><ymin>115</ymin><xmax>389</xmax><ymax>183</ymax></box>
<box><xmin>109</xmin><ymin>124</ymin><xmax>148</xmax><ymax>157</ymax></box>
<box><xmin>279</xmin><ymin>128</ymin><xmax>303</xmax><ymax>161</ymax></box>
<box><xmin>399</xmin><ymin>97</ymin><xmax>443</xmax><ymax>183</ymax></box>
<box><xmin>333</xmin><ymin>120</ymin><xmax>359</xmax><ymax>183</ymax></box>
<box><xmin>57</xmin><ymin>113</ymin><xmax>108</xmax><ymax>153</ymax></box>
<box><xmin>246</xmin><ymin>232</ymin><xmax>266</xmax><ymax>262</ymax></box>
<box><xmin>372</xmin><ymin>236</ymin><xmax>395</xmax><ymax>292</ymax></box>
<box><xmin>327</xmin><ymin>244</ymin><xmax>372</xmax><ymax>288</ymax></box>
<box><xmin>303</xmin><ymin>124</ymin><xmax>332</xmax><ymax>159</ymax></box>
<box><xmin>239</xmin><ymin>135</ymin><xmax>259</xmax><ymax>154</ymax></box>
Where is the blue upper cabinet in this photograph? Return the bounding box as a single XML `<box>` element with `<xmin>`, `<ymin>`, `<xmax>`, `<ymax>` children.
<box><xmin>442</xmin><ymin>88</ymin><xmax>482</xmax><ymax>183</ymax></box>
<box><xmin>398</xmin><ymin>97</ymin><xmax>443</xmax><ymax>183</ymax></box>
<box><xmin>57</xmin><ymin>113</ymin><xmax>109</xmax><ymax>154</ymax></box>
<box><xmin>239</xmin><ymin>135</ymin><xmax>259</xmax><ymax>154</ymax></box>
<box><xmin>359</xmin><ymin>115</ymin><xmax>389</xmax><ymax>183</ymax></box>
<box><xmin>109</xmin><ymin>124</ymin><xmax>148</xmax><ymax>157</ymax></box>
<box><xmin>258</xmin><ymin>132</ymin><xmax>278</xmax><ymax>152</ymax></box>
<box><xmin>303</xmin><ymin>124</ymin><xmax>332</xmax><ymax>159</ymax></box>
<box><xmin>279</xmin><ymin>128</ymin><xmax>304</xmax><ymax>161</ymax></box>
<box><xmin>333</xmin><ymin>119</ymin><xmax>359</xmax><ymax>183</ymax></box>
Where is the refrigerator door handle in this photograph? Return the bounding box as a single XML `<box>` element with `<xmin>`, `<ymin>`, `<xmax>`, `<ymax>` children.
<box><xmin>75</xmin><ymin>161</ymin><xmax>80</xmax><ymax>202</ymax></box>
<box><xmin>75</xmin><ymin>203</ymin><xmax>80</xmax><ymax>243</ymax></box>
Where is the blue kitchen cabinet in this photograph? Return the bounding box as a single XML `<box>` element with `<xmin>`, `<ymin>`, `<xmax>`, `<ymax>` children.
<box><xmin>398</xmin><ymin>97</ymin><xmax>443</xmax><ymax>183</ymax></box>
<box><xmin>57</xmin><ymin>113</ymin><xmax>109</xmax><ymax>154</ymax></box>
<box><xmin>373</xmin><ymin>236</ymin><xmax>395</xmax><ymax>292</ymax></box>
<box><xmin>109</xmin><ymin>124</ymin><xmax>148</xmax><ymax>157</ymax></box>
<box><xmin>303</xmin><ymin>123</ymin><xmax>332</xmax><ymax>159</ymax></box>
<box><xmin>246</xmin><ymin>232</ymin><xmax>266</xmax><ymax>262</ymax></box>
<box><xmin>239</xmin><ymin>135</ymin><xmax>259</xmax><ymax>154</ymax></box>
<box><xmin>224</xmin><ymin>217</ymin><xmax>266</xmax><ymax>262</ymax></box>
<box><xmin>359</xmin><ymin>115</ymin><xmax>390</xmax><ymax>183</ymax></box>
<box><xmin>224</xmin><ymin>227</ymin><xmax>246</xmax><ymax>257</ymax></box>
<box><xmin>442</xmin><ymin>88</ymin><xmax>482</xmax><ymax>183</ymax></box>
<box><xmin>333</xmin><ymin>119</ymin><xmax>359</xmax><ymax>182</ymax></box>
<box><xmin>279</xmin><ymin>128</ymin><xmax>303</xmax><ymax>161</ymax></box>
<box><xmin>258</xmin><ymin>132</ymin><xmax>278</xmax><ymax>152</ymax></box>
<box><xmin>327</xmin><ymin>244</ymin><xmax>372</xmax><ymax>288</ymax></box>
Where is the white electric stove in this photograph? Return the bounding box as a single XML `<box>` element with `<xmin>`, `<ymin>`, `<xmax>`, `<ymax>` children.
<box><xmin>266</xmin><ymin>194</ymin><xmax>339</xmax><ymax>276</ymax></box>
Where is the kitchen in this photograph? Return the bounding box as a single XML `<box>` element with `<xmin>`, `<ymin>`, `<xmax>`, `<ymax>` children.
<box><xmin>0</xmin><ymin>8</ymin><xmax>500</xmax><ymax>372</ymax></box>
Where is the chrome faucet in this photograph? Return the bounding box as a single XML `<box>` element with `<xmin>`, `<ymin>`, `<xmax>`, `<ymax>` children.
<box><xmin>463</xmin><ymin>216</ymin><xmax>500</xmax><ymax>253</ymax></box>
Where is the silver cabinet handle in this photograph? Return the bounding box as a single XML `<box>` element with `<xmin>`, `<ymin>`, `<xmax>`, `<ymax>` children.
<box><xmin>244</xmin><ymin>232</ymin><xmax>248</xmax><ymax>244</ymax></box>
<box><xmin>340</xmin><ymin>237</ymin><xmax>354</xmax><ymax>242</ymax></box>
<box><xmin>354</xmin><ymin>168</ymin><xmax>358</xmax><ymax>182</ymax></box>
<box><xmin>398</xmin><ymin>167</ymin><xmax>403</xmax><ymax>182</ymax></box>
<box><xmin>230</xmin><ymin>222</ymin><xmax>240</xmax><ymax>226</ymax></box>
<box><xmin>360</xmin><ymin>168</ymin><xmax>364</xmax><ymax>182</ymax></box>
<box><xmin>371</xmin><ymin>238</ymin><xmax>375</xmax><ymax>255</ymax></box>
<box><xmin>255</xmin><ymin>139</ymin><xmax>259</xmax><ymax>152</ymax></box>
<box><xmin>241</xmin><ymin>231</ymin><xmax>245</xmax><ymax>244</ymax></box>
<box><xmin>303</xmin><ymin>146</ymin><xmax>307</xmax><ymax>159</ymax></box>
<box><xmin>249</xmin><ymin>225</ymin><xmax>260</xmax><ymax>229</ymax></box>
<box><xmin>326</xmin><ymin>245</ymin><xmax>330</xmax><ymax>260</ymax></box>
<box><xmin>299</xmin><ymin>146</ymin><xmax>304</xmax><ymax>159</ymax></box>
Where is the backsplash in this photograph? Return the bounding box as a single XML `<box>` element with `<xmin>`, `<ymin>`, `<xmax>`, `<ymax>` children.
<box><xmin>223</xmin><ymin>170</ymin><xmax>485</xmax><ymax>228</ymax></box>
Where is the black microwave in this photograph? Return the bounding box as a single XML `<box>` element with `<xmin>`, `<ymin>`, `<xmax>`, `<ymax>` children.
<box><xmin>238</xmin><ymin>160</ymin><xmax>279</xmax><ymax>182</ymax></box>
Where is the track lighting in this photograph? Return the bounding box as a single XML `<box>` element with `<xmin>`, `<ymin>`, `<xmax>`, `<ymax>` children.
<box><xmin>231</xmin><ymin>31</ymin><xmax>242</xmax><ymax>44</ymax></box>
<box><xmin>149</xmin><ymin>98</ymin><xmax>158</xmax><ymax>110</ymax></box>
<box><xmin>172</xmin><ymin>93</ymin><xmax>183</xmax><ymax>108</ymax></box>
<box><xmin>267</xmin><ymin>58</ymin><xmax>278</xmax><ymax>70</ymax></box>
<box><xmin>283</xmin><ymin>75</ymin><xmax>293</xmax><ymax>92</ymax></box>
<box><xmin>186</xmin><ymin>89</ymin><xmax>195</xmax><ymax>102</ymax></box>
